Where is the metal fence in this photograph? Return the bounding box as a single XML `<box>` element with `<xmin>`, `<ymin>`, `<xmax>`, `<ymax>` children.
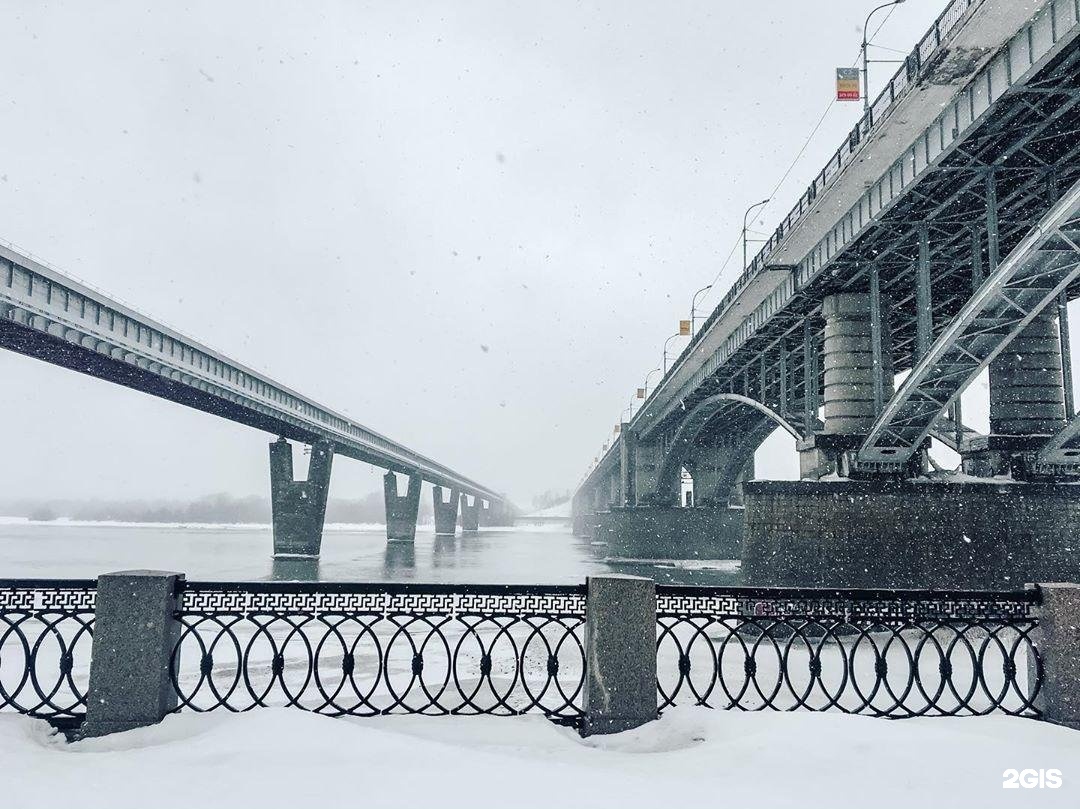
<box><xmin>0</xmin><ymin>577</ymin><xmax>1046</xmax><ymax>727</ymax></box>
<box><xmin>0</xmin><ymin>579</ymin><xmax>96</xmax><ymax>720</ymax></box>
<box><xmin>170</xmin><ymin>581</ymin><xmax>587</xmax><ymax>721</ymax></box>
<box><xmin>656</xmin><ymin>585</ymin><xmax>1042</xmax><ymax>717</ymax></box>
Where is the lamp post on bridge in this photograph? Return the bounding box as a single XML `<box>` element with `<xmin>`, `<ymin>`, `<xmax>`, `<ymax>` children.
<box><xmin>690</xmin><ymin>284</ymin><xmax>713</xmax><ymax>334</ymax></box>
<box><xmin>861</xmin><ymin>0</ymin><xmax>907</xmax><ymax>113</ymax></box>
<box><xmin>663</xmin><ymin>329</ymin><xmax>687</xmax><ymax>374</ymax></box>
<box><xmin>643</xmin><ymin>365</ymin><xmax>662</xmax><ymax>397</ymax></box>
<box><xmin>742</xmin><ymin>199</ymin><xmax>770</xmax><ymax>271</ymax></box>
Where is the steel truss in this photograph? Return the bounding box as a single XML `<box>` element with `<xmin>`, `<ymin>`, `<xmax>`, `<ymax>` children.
<box><xmin>854</xmin><ymin>179</ymin><xmax>1080</xmax><ymax>471</ymax></box>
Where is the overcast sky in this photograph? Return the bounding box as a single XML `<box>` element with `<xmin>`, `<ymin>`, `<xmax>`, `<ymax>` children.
<box><xmin>0</xmin><ymin>1</ymin><xmax>952</xmax><ymax>505</ymax></box>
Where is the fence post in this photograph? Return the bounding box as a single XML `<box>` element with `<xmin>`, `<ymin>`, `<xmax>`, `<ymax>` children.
<box><xmin>582</xmin><ymin>574</ymin><xmax>657</xmax><ymax>736</ymax></box>
<box><xmin>80</xmin><ymin>570</ymin><xmax>184</xmax><ymax>738</ymax></box>
<box><xmin>1035</xmin><ymin>582</ymin><xmax>1080</xmax><ymax>729</ymax></box>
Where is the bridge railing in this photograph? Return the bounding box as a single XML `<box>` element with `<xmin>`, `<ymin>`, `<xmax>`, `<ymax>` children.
<box><xmin>3</xmin><ymin>573</ymin><xmax>1068</xmax><ymax>735</ymax></box>
<box><xmin>667</xmin><ymin>0</ymin><xmax>980</xmax><ymax>384</ymax></box>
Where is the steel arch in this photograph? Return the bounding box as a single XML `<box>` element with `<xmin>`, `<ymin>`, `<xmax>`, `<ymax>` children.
<box><xmin>652</xmin><ymin>394</ymin><xmax>803</xmax><ymax>504</ymax></box>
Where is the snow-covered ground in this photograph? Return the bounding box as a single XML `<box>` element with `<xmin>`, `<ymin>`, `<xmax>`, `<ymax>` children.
<box><xmin>2</xmin><ymin>708</ymin><xmax>1077</xmax><ymax>808</ymax></box>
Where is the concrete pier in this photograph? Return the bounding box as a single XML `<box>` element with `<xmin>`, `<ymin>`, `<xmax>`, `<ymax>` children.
<box><xmin>384</xmin><ymin>472</ymin><xmax>422</xmax><ymax>541</ymax></box>
<box><xmin>460</xmin><ymin>494</ymin><xmax>480</xmax><ymax>533</ymax></box>
<box><xmin>432</xmin><ymin>485</ymin><xmax>459</xmax><ymax>536</ymax></box>
<box><xmin>594</xmin><ymin>506</ymin><xmax>744</xmax><ymax>560</ymax></box>
<box><xmin>743</xmin><ymin>479</ymin><xmax>1080</xmax><ymax>589</ymax></box>
<box><xmin>269</xmin><ymin>438</ymin><xmax>333</xmax><ymax>557</ymax></box>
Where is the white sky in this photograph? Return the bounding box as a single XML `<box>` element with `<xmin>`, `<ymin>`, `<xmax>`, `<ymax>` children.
<box><xmin>0</xmin><ymin>1</ymin><xmax>956</xmax><ymax>504</ymax></box>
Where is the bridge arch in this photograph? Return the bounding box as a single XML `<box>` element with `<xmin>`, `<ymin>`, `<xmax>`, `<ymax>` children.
<box><xmin>651</xmin><ymin>393</ymin><xmax>802</xmax><ymax>506</ymax></box>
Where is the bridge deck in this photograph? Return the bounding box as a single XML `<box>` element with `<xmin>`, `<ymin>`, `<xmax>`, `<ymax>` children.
<box><xmin>0</xmin><ymin>243</ymin><xmax>502</xmax><ymax>502</ymax></box>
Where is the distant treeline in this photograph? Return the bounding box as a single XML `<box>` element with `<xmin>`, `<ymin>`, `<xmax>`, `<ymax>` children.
<box><xmin>0</xmin><ymin>491</ymin><xmax>435</xmax><ymax>524</ymax></box>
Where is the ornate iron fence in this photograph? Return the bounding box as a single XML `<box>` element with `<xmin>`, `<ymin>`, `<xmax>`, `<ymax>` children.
<box><xmin>0</xmin><ymin>579</ymin><xmax>96</xmax><ymax>719</ymax></box>
<box><xmin>656</xmin><ymin>585</ymin><xmax>1042</xmax><ymax>717</ymax></box>
<box><xmin>0</xmin><ymin>577</ymin><xmax>1048</xmax><ymax>726</ymax></box>
<box><xmin>170</xmin><ymin>581</ymin><xmax>586</xmax><ymax>721</ymax></box>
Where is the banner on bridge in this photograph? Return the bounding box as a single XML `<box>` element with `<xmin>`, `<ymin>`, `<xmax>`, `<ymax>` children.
<box><xmin>836</xmin><ymin>67</ymin><xmax>860</xmax><ymax>101</ymax></box>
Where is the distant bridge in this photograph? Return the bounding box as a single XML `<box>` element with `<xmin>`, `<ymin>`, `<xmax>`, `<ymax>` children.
<box><xmin>574</xmin><ymin>0</ymin><xmax>1080</xmax><ymax>589</ymax></box>
<box><xmin>0</xmin><ymin>242</ymin><xmax>509</xmax><ymax>554</ymax></box>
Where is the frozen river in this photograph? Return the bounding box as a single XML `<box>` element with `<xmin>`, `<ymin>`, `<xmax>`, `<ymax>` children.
<box><xmin>0</xmin><ymin>519</ymin><xmax>741</xmax><ymax>585</ymax></box>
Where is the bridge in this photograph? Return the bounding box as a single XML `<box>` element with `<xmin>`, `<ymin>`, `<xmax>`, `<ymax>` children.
<box><xmin>573</xmin><ymin>0</ymin><xmax>1080</xmax><ymax>589</ymax></box>
<box><xmin>0</xmin><ymin>242</ymin><xmax>510</xmax><ymax>556</ymax></box>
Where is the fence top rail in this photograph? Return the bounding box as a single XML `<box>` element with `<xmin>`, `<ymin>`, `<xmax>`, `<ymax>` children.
<box><xmin>0</xmin><ymin>578</ymin><xmax>98</xmax><ymax>591</ymax></box>
<box><xmin>0</xmin><ymin>579</ymin><xmax>1043</xmax><ymax>603</ymax></box>
<box><xmin>180</xmin><ymin>580</ymin><xmax>588</xmax><ymax>598</ymax></box>
<box><xmin>655</xmin><ymin>583</ymin><xmax>1041</xmax><ymax>604</ymax></box>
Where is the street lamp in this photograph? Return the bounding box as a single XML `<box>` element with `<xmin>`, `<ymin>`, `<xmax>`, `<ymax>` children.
<box><xmin>663</xmin><ymin>332</ymin><xmax>683</xmax><ymax>373</ymax></box>
<box><xmin>643</xmin><ymin>365</ymin><xmax>663</xmax><ymax>397</ymax></box>
<box><xmin>862</xmin><ymin>0</ymin><xmax>906</xmax><ymax>113</ymax></box>
<box><xmin>690</xmin><ymin>284</ymin><xmax>713</xmax><ymax>334</ymax></box>
<box><xmin>742</xmin><ymin>199</ymin><xmax>770</xmax><ymax>271</ymax></box>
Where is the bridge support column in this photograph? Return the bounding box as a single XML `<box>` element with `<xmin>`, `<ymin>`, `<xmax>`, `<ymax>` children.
<box><xmin>619</xmin><ymin>426</ymin><xmax>636</xmax><ymax>506</ymax></box>
<box><xmin>432</xmin><ymin>485</ymin><xmax>459</xmax><ymax>536</ymax></box>
<box><xmin>798</xmin><ymin>292</ymin><xmax>907</xmax><ymax>478</ymax></box>
<box><xmin>384</xmin><ymin>472</ymin><xmax>422</xmax><ymax>541</ymax></box>
<box><xmin>633</xmin><ymin>440</ymin><xmax>663</xmax><ymax>506</ymax></box>
<box><xmin>686</xmin><ymin>442</ymin><xmax>754</xmax><ymax>507</ymax></box>
<box><xmin>269</xmin><ymin>438</ymin><xmax>333</xmax><ymax>557</ymax></box>
<box><xmin>964</xmin><ymin>308</ymin><xmax>1068</xmax><ymax>477</ymax></box>
<box><xmin>460</xmin><ymin>494</ymin><xmax>480</xmax><ymax>533</ymax></box>
<box><xmin>607</xmin><ymin>471</ymin><xmax>622</xmax><ymax>508</ymax></box>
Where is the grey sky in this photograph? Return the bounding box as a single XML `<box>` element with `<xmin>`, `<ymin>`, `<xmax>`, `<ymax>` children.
<box><xmin>0</xmin><ymin>1</ymin><xmax>947</xmax><ymax>505</ymax></box>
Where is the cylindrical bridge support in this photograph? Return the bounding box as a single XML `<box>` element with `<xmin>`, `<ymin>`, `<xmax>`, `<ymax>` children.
<box><xmin>989</xmin><ymin>308</ymin><xmax>1067</xmax><ymax>436</ymax></box>
<box><xmin>799</xmin><ymin>293</ymin><xmax>898</xmax><ymax>479</ymax></box>
<box><xmin>821</xmin><ymin>293</ymin><xmax>894</xmax><ymax>435</ymax></box>
<box><xmin>963</xmin><ymin>307</ymin><xmax>1071</xmax><ymax>477</ymax></box>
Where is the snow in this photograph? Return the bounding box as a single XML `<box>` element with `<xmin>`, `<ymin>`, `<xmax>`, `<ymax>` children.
<box><xmin>2</xmin><ymin>708</ymin><xmax>1078</xmax><ymax>808</ymax></box>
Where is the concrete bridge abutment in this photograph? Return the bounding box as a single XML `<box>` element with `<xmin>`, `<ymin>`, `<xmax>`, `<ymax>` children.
<box><xmin>384</xmin><ymin>472</ymin><xmax>422</xmax><ymax>541</ymax></box>
<box><xmin>269</xmin><ymin>438</ymin><xmax>334</xmax><ymax>557</ymax></box>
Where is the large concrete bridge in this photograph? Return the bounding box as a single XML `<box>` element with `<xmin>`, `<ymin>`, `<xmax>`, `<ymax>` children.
<box><xmin>0</xmin><ymin>243</ymin><xmax>511</xmax><ymax>555</ymax></box>
<box><xmin>574</xmin><ymin>0</ymin><xmax>1080</xmax><ymax>588</ymax></box>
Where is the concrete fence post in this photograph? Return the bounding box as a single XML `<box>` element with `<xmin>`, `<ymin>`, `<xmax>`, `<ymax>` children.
<box><xmin>80</xmin><ymin>570</ymin><xmax>184</xmax><ymax>738</ymax></box>
<box><xmin>582</xmin><ymin>574</ymin><xmax>657</xmax><ymax>736</ymax></box>
<box><xmin>1035</xmin><ymin>582</ymin><xmax>1080</xmax><ymax>729</ymax></box>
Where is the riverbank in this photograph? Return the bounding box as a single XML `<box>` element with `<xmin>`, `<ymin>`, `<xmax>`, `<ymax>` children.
<box><xmin>2</xmin><ymin>708</ymin><xmax>1076</xmax><ymax>808</ymax></box>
